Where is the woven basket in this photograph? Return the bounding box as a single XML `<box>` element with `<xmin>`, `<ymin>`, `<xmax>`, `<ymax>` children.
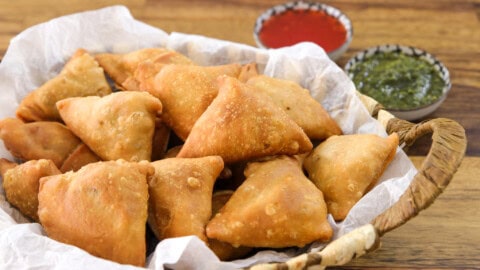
<box><xmin>248</xmin><ymin>92</ymin><xmax>467</xmax><ymax>270</ymax></box>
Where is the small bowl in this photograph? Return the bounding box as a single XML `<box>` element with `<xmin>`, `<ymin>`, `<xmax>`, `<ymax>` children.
<box><xmin>254</xmin><ymin>1</ymin><xmax>353</xmax><ymax>61</ymax></box>
<box><xmin>344</xmin><ymin>44</ymin><xmax>451</xmax><ymax>121</ymax></box>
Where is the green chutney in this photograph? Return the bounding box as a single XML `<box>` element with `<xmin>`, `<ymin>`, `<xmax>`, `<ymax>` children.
<box><xmin>350</xmin><ymin>52</ymin><xmax>445</xmax><ymax>110</ymax></box>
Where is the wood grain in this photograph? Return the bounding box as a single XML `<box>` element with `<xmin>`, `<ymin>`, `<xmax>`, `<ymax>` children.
<box><xmin>0</xmin><ymin>1</ymin><xmax>479</xmax><ymax>269</ymax></box>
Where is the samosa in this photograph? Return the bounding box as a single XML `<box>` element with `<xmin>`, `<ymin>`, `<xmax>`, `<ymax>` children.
<box><xmin>38</xmin><ymin>160</ymin><xmax>153</xmax><ymax>267</ymax></box>
<box><xmin>304</xmin><ymin>133</ymin><xmax>399</xmax><ymax>221</ymax></box>
<box><xmin>148</xmin><ymin>156</ymin><xmax>224</xmax><ymax>242</ymax></box>
<box><xmin>16</xmin><ymin>49</ymin><xmax>111</xmax><ymax>122</ymax></box>
<box><xmin>56</xmin><ymin>91</ymin><xmax>162</xmax><ymax>162</ymax></box>
<box><xmin>177</xmin><ymin>76</ymin><xmax>312</xmax><ymax>163</ymax></box>
<box><xmin>206</xmin><ymin>156</ymin><xmax>332</xmax><ymax>248</ymax></box>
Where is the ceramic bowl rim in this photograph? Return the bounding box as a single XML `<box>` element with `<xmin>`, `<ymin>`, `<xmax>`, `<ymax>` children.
<box><xmin>344</xmin><ymin>44</ymin><xmax>451</xmax><ymax>112</ymax></box>
<box><xmin>253</xmin><ymin>1</ymin><xmax>353</xmax><ymax>56</ymax></box>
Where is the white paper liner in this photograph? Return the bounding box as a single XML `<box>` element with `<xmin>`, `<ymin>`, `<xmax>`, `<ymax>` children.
<box><xmin>0</xmin><ymin>5</ymin><xmax>417</xmax><ymax>269</ymax></box>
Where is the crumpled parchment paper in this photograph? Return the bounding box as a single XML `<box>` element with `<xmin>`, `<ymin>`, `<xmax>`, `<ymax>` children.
<box><xmin>0</xmin><ymin>5</ymin><xmax>417</xmax><ymax>270</ymax></box>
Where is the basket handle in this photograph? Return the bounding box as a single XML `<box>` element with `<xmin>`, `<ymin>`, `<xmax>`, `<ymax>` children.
<box><xmin>371</xmin><ymin>110</ymin><xmax>467</xmax><ymax>235</ymax></box>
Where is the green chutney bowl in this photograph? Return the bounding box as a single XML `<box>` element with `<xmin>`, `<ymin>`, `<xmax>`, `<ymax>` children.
<box><xmin>344</xmin><ymin>44</ymin><xmax>451</xmax><ymax>121</ymax></box>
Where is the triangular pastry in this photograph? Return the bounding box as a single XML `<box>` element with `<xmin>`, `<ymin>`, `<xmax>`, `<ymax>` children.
<box><xmin>0</xmin><ymin>118</ymin><xmax>83</xmax><ymax>168</ymax></box>
<box><xmin>246</xmin><ymin>75</ymin><xmax>342</xmax><ymax>140</ymax></box>
<box><xmin>151</xmin><ymin>64</ymin><xmax>242</xmax><ymax>140</ymax></box>
<box><xmin>0</xmin><ymin>158</ymin><xmax>17</xmax><ymax>174</ymax></box>
<box><xmin>207</xmin><ymin>190</ymin><xmax>252</xmax><ymax>261</ymax></box>
<box><xmin>206</xmin><ymin>156</ymin><xmax>332</xmax><ymax>248</ymax></box>
<box><xmin>1</xmin><ymin>158</ymin><xmax>61</xmax><ymax>221</ymax></box>
<box><xmin>95</xmin><ymin>48</ymin><xmax>193</xmax><ymax>91</ymax></box>
<box><xmin>303</xmin><ymin>133</ymin><xmax>399</xmax><ymax>221</ymax></box>
<box><xmin>177</xmin><ymin>75</ymin><xmax>313</xmax><ymax>163</ymax></box>
<box><xmin>59</xmin><ymin>144</ymin><xmax>101</xmax><ymax>173</ymax></box>
<box><xmin>237</xmin><ymin>62</ymin><xmax>259</xmax><ymax>83</ymax></box>
<box><xmin>38</xmin><ymin>160</ymin><xmax>154</xmax><ymax>267</ymax></box>
<box><xmin>126</xmin><ymin>51</ymin><xmax>195</xmax><ymax>92</ymax></box>
<box><xmin>16</xmin><ymin>49</ymin><xmax>111</xmax><ymax>122</ymax></box>
<box><xmin>163</xmin><ymin>145</ymin><xmax>183</xmax><ymax>159</ymax></box>
<box><xmin>150</xmin><ymin>120</ymin><xmax>171</xmax><ymax>161</ymax></box>
<box><xmin>148</xmin><ymin>156</ymin><xmax>224</xmax><ymax>242</ymax></box>
<box><xmin>56</xmin><ymin>91</ymin><xmax>162</xmax><ymax>162</ymax></box>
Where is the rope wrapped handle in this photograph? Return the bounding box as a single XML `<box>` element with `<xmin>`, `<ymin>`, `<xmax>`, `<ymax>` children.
<box><xmin>358</xmin><ymin>94</ymin><xmax>467</xmax><ymax>234</ymax></box>
<box><xmin>371</xmin><ymin>110</ymin><xmax>467</xmax><ymax>235</ymax></box>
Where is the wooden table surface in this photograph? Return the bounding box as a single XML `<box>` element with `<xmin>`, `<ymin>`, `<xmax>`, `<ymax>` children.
<box><xmin>0</xmin><ymin>0</ymin><xmax>479</xmax><ymax>269</ymax></box>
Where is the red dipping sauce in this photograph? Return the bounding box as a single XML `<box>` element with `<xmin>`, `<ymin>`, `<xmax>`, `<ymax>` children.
<box><xmin>258</xmin><ymin>9</ymin><xmax>347</xmax><ymax>52</ymax></box>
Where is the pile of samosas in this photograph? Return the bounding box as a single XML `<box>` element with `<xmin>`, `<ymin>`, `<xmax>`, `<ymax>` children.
<box><xmin>0</xmin><ymin>48</ymin><xmax>398</xmax><ymax>266</ymax></box>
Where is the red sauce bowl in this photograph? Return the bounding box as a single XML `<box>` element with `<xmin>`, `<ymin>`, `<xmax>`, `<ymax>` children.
<box><xmin>254</xmin><ymin>1</ymin><xmax>353</xmax><ymax>61</ymax></box>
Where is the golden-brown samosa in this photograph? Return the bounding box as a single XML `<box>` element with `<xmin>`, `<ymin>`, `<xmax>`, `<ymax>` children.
<box><xmin>237</xmin><ymin>62</ymin><xmax>259</xmax><ymax>83</ymax></box>
<box><xmin>213</xmin><ymin>161</ymin><xmax>248</xmax><ymax>191</ymax></box>
<box><xmin>246</xmin><ymin>75</ymin><xmax>342</xmax><ymax>140</ymax></box>
<box><xmin>206</xmin><ymin>156</ymin><xmax>332</xmax><ymax>248</ymax></box>
<box><xmin>0</xmin><ymin>158</ymin><xmax>16</xmax><ymax>174</ymax></box>
<box><xmin>56</xmin><ymin>91</ymin><xmax>162</xmax><ymax>162</ymax></box>
<box><xmin>207</xmin><ymin>190</ymin><xmax>252</xmax><ymax>261</ymax></box>
<box><xmin>163</xmin><ymin>145</ymin><xmax>183</xmax><ymax>159</ymax></box>
<box><xmin>59</xmin><ymin>144</ymin><xmax>101</xmax><ymax>173</ymax></box>
<box><xmin>16</xmin><ymin>49</ymin><xmax>111</xmax><ymax>122</ymax></box>
<box><xmin>127</xmin><ymin>51</ymin><xmax>195</xmax><ymax>92</ymax></box>
<box><xmin>38</xmin><ymin>160</ymin><xmax>153</xmax><ymax>267</ymax></box>
<box><xmin>151</xmin><ymin>63</ymin><xmax>242</xmax><ymax>140</ymax></box>
<box><xmin>148</xmin><ymin>156</ymin><xmax>224</xmax><ymax>242</ymax></box>
<box><xmin>303</xmin><ymin>133</ymin><xmax>399</xmax><ymax>221</ymax></box>
<box><xmin>1</xmin><ymin>158</ymin><xmax>60</xmax><ymax>221</ymax></box>
<box><xmin>150</xmin><ymin>120</ymin><xmax>171</xmax><ymax>161</ymax></box>
<box><xmin>95</xmin><ymin>48</ymin><xmax>165</xmax><ymax>88</ymax></box>
<box><xmin>95</xmin><ymin>48</ymin><xmax>193</xmax><ymax>91</ymax></box>
<box><xmin>177</xmin><ymin>76</ymin><xmax>312</xmax><ymax>163</ymax></box>
<box><xmin>0</xmin><ymin>118</ymin><xmax>82</xmax><ymax>168</ymax></box>
<box><xmin>0</xmin><ymin>118</ymin><xmax>99</xmax><ymax>172</ymax></box>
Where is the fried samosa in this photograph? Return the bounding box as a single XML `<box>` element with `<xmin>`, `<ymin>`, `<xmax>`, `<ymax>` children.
<box><xmin>163</xmin><ymin>145</ymin><xmax>183</xmax><ymax>159</ymax></box>
<box><xmin>148</xmin><ymin>156</ymin><xmax>224</xmax><ymax>242</ymax></box>
<box><xmin>1</xmin><ymin>158</ymin><xmax>60</xmax><ymax>221</ymax></box>
<box><xmin>57</xmin><ymin>91</ymin><xmax>162</xmax><ymax>162</ymax></box>
<box><xmin>177</xmin><ymin>76</ymin><xmax>312</xmax><ymax>163</ymax></box>
<box><xmin>95</xmin><ymin>48</ymin><xmax>193</xmax><ymax>91</ymax></box>
<box><xmin>16</xmin><ymin>49</ymin><xmax>111</xmax><ymax>122</ymax></box>
<box><xmin>150</xmin><ymin>120</ymin><xmax>171</xmax><ymax>161</ymax></box>
<box><xmin>38</xmin><ymin>160</ymin><xmax>153</xmax><ymax>267</ymax></box>
<box><xmin>59</xmin><ymin>144</ymin><xmax>102</xmax><ymax>172</ymax></box>
<box><xmin>0</xmin><ymin>158</ymin><xmax>17</xmax><ymax>174</ymax></box>
<box><xmin>246</xmin><ymin>75</ymin><xmax>342</xmax><ymax>140</ymax></box>
<box><xmin>207</xmin><ymin>190</ymin><xmax>252</xmax><ymax>261</ymax></box>
<box><xmin>0</xmin><ymin>118</ymin><xmax>82</xmax><ymax>168</ymax></box>
<box><xmin>237</xmin><ymin>62</ymin><xmax>259</xmax><ymax>83</ymax></box>
<box><xmin>151</xmin><ymin>64</ymin><xmax>242</xmax><ymax>140</ymax></box>
<box><xmin>206</xmin><ymin>156</ymin><xmax>333</xmax><ymax>248</ymax></box>
<box><xmin>303</xmin><ymin>133</ymin><xmax>399</xmax><ymax>221</ymax></box>
<box><xmin>127</xmin><ymin>51</ymin><xmax>195</xmax><ymax>92</ymax></box>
